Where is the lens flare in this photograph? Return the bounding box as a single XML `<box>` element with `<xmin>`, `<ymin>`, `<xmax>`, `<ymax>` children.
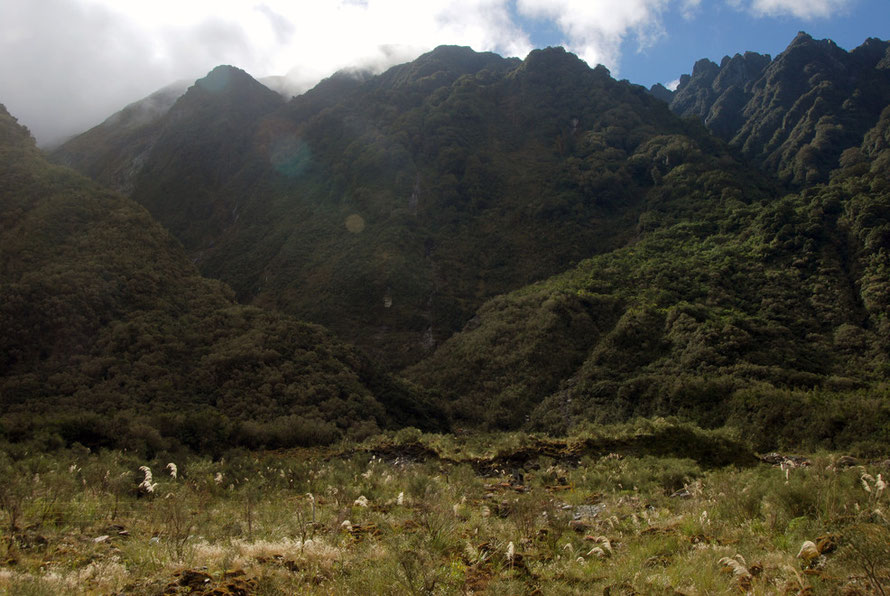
<box><xmin>345</xmin><ymin>214</ymin><xmax>365</xmax><ymax>233</ymax></box>
<box><xmin>269</xmin><ymin>134</ymin><xmax>311</xmax><ymax>177</ymax></box>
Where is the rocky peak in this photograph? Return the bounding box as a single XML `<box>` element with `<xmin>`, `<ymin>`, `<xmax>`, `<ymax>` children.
<box><xmin>788</xmin><ymin>30</ymin><xmax>814</xmax><ymax>48</ymax></box>
<box><xmin>713</xmin><ymin>52</ymin><xmax>770</xmax><ymax>92</ymax></box>
<box><xmin>669</xmin><ymin>32</ymin><xmax>890</xmax><ymax>185</ymax></box>
<box><xmin>171</xmin><ymin>65</ymin><xmax>283</xmax><ymax>117</ymax></box>
<box><xmin>648</xmin><ymin>83</ymin><xmax>674</xmax><ymax>103</ymax></box>
<box><xmin>852</xmin><ymin>37</ymin><xmax>890</xmax><ymax>68</ymax></box>
<box><xmin>196</xmin><ymin>65</ymin><xmax>256</xmax><ymax>92</ymax></box>
<box><xmin>690</xmin><ymin>58</ymin><xmax>720</xmax><ymax>81</ymax></box>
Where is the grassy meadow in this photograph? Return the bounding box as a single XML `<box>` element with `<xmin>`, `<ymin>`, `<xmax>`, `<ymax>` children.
<box><xmin>1</xmin><ymin>420</ymin><xmax>889</xmax><ymax>595</ymax></box>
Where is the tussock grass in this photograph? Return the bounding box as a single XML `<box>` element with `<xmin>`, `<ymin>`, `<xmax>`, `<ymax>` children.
<box><xmin>1</xmin><ymin>429</ymin><xmax>888</xmax><ymax>594</ymax></box>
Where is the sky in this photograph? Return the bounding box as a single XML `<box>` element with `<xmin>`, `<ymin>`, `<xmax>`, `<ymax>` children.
<box><xmin>1</xmin><ymin>0</ymin><xmax>888</xmax><ymax>147</ymax></box>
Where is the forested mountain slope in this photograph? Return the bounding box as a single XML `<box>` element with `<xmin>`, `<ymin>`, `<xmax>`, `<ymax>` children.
<box><xmin>54</xmin><ymin>47</ymin><xmax>770</xmax><ymax>369</ymax></box>
<box><xmin>44</xmin><ymin>36</ymin><xmax>890</xmax><ymax>450</ymax></box>
<box><xmin>406</xmin><ymin>104</ymin><xmax>890</xmax><ymax>449</ymax></box>
<box><xmin>666</xmin><ymin>32</ymin><xmax>890</xmax><ymax>185</ymax></box>
<box><xmin>0</xmin><ymin>104</ymin><xmax>442</xmax><ymax>454</ymax></box>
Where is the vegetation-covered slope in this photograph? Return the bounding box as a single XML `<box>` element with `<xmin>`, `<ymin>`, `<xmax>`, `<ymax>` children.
<box><xmin>44</xmin><ymin>35</ymin><xmax>890</xmax><ymax>451</ymax></box>
<box><xmin>0</xmin><ymin>103</ymin><xmax>443</xmax><ymax>455</ymax></box>
<box><xmin>50</xmin><ymin>80</ymin><xmax>189</xmax><ymax>194</ymax></box>
<box><xmin>667</xmin><ymin>32</ymin><xmax>890</xmax><ymax>185</ymax></box>
<box><xmin>406</xmin><ymin>105</ymin><xmax>890</xmax><ymax>450</ymax></box>
<box><xmin>54</xmin><ymin>47</ymin><xmax>750</xmax><ymax>369</ymax></box>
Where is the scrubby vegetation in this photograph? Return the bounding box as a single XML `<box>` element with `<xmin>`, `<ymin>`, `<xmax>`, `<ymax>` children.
<box><xmin>1</xmin><ymin>426</ymin><xmax>888</xmax><ymax>594</ymax></box>
<box><xmin>408</xmin><ymin>101</ymin><xmax>890</xmax><ymax>439</ymax></box>
<box><xmin>4</xmin><ymin>32</ymin><xmax>890</xmax><ymax>593</ymax></box>
<box><xmin>0</xmin><ymin>103</ymin><xmax>443</xmax><ymax>451</ymax></box>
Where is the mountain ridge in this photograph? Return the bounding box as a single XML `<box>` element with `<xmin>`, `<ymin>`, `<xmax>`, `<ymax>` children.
<box><xmin>36</xmin><ymin>35</ymin><xmax>890</xmax><ymax>449</ymax></box>
<box><xmin>53</xmin><ymin>45</ymin><xmax>738</xmax><ymax>369</ymax></box>
<box><xmin>1</xmin><ymin>102</ymin><xmax>443</xmax><ymax>453</ymax></box>
<box><xmin>664</xmin><ymin>32</ymin><xmax>890</xmax><ymax>185</ymax></box>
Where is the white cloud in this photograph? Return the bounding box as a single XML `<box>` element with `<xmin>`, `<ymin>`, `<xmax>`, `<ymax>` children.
<box><xmin>0</xmin><ymin>0</ymin><xmax>863</xmax><ymax>146</ymax></box>
<box><xmin>76</xmin><ymin>0</ymin><xmax>533</xmax><ymax>92</ymax></box>
<box><xmin>680</xmin><ymin>0</ymin><xmax>703</xmax><ymax>19</ymax></box>
<box><xmin>515</xmin><ymin>0</ymin><xmax>689</xmax><ymax>72</ymax></box>
<box><xmin>1</xmin><ymin>0</ymin><xmax>532</xmax><ymax>145</ymax></box>
<box><xmin>666</xmin><ymin>77</ymin><xmax>681</xmax><ymax>91</ymax></box>
<box><xmin>740</xmin><ymin>0</ymin><xmax>854</xmax><ymax>19</ymax></box>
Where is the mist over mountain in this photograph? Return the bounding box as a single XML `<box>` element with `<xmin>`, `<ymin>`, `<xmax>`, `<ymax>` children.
<box><xmin>51</xmin><ymin>80</ymin><xmax>190</xmax><ymax>195</ymax></box>
<box><xmin>10</xmin><ymin>31</ymin><xmax>890</xmax><ymax>451</ymax></box>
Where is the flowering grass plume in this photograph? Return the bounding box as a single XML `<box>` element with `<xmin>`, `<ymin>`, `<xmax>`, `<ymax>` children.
<box><xmin>137</xmin><ymin>466</ymin><xmax>157</xmax><ymax>494</ymax></box>
<box><xmin>585</xmin><ymin>536</ymin><xmax>612</xmax><ymax>557</ymax></box>
<box><xmin>166</xmin><ymin>463</ymin><xmax>177</xmax><ymax>479</ymax></box>
<box><xmin>861</xmin><ymin>473</ymin><xmax>875</xmax><ymax>493</ymax></box>
<box><xmin>718</xmin><ymin>555</ymin><xmax>753</xmax><ymax>589</ymax></box>
<box><xmin>797</xmin><ymin>540</ymin><xmax>819</xmax><ymax>562</ymax></box>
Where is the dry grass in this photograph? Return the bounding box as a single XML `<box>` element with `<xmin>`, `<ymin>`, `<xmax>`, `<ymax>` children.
<box><xmin>1</xmin><ymin>431</ymin><xmax>888</xmax><ymax>594</ymax></box>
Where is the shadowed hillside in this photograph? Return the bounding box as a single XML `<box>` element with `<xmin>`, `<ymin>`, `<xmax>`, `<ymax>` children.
<box><xmin>0</xmin><ymin>103</ymin><xmax>443</xmax><ymax>455</ymax></box>
<box><xmin>54</xmin><ymin>47</ymin><xmax>765</xmax><ymax>369</ymax></box>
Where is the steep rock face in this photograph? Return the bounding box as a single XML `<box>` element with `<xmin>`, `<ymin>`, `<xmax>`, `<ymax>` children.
<box><xmin>670</xmin><ymin>58</ymin><xmax>723</xmax><ymax>119</ymax></box>
<box><xmin>670</xmin><ymin>52</ymin><xmax>772</xmax><ymax>140</ymax></box>
<box><xmin>670</xmin><ymin>33</ymin><xmax>890</xmax><ymax>184</ymax></box>
<box><xmin>648</xmin><ymin>83</ymin><xmax>674</xmax><ymax>104</ymax></box>
<box><xmin>1</xmin><ymin>103</ymin><xmax>442</xmax><ymax>450</ymax></box>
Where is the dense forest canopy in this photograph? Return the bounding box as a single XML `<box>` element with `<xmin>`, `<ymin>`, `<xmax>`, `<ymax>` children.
<box><xmin>2</xmin><ymin>32</ymin><xmax>889</xmax><ymax>454</ymax></box>
<box><xmin>0</xmin><ymin>103</ymin><xmax>443</xmax><ymax>456</ymax></box>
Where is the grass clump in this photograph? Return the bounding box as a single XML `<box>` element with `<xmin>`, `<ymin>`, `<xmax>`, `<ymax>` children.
<box><xmin>0</xmin><ymin>432</ymin><xmax>888</xmax><ymax>594</ymax></box>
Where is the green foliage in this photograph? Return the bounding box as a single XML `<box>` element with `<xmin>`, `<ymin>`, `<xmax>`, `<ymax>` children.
<box><xmin>408</xmin><ymin>101</ymin><xmax>890</xmax><ymax>445</ymax></box>
<box><xmin>0</xmin><ymin>440</ymin><xmax>886</xmax><ymax>594</ymax></box>
<box><xmin>671</xmin><ymin>34</ymin><xmax>890</xmax><ymax>186</ymax></box>
<box><xmin>0</xmin><ymin>103</ymin><xmax>442</xmax><ymax>455</ymax></box>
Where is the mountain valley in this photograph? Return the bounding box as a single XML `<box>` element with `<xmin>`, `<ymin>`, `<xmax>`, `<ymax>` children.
<box><xmin>3</xmin><ymin>29</ymin><xmax>890</xmax><ymax>595</ymax></box>
<box><xmin>22</xmin><ymin>33</ymin><xmax>888</xmax><ymax>449</ymax></box>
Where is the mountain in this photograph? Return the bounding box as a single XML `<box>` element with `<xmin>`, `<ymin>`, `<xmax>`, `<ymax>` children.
<box><xmin>129</xmin><ymin>65</ymin><xmax>286</xmax><ymax>250</ymax></box>
<box><xmin>51</xmin><ymin>79</ymin><xmax>189</xmax><ymax>194</ymax></box>
<box><xmin>666</xmin><ymin>32</ymin><xmax>890</xmax><ymax>185</ymax></box>
<box><xmin>406</xmin><ymin>103</ymin><xmax>890</xmax><ymax>449</ymax></box>
<box><xmin>45</xmin><ymin>36</ymin><xmax>890</xmax><ymax>451</ymax></box>
<box><xmin>0</xmin><ymin>103</ymin><xmax>443</xmax><ymax>455</ymax></box>
<box><xmin>54</xmin><ymin>46</ymin><xmax>755</xmax><ymax>369</ymax></box>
